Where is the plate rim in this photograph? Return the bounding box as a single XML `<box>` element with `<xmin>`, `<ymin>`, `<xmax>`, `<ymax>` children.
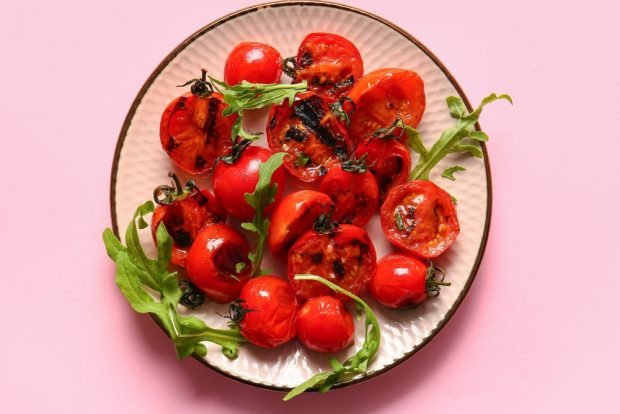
<box><xmin>109</xmin><ymin>0</ymin><xmax>492</xmax><ymax>392</ymax></box>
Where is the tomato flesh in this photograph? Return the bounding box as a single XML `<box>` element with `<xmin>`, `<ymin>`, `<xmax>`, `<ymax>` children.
<box><xmin>297</xmin><ymin>296</ymin><xmax>354</xmax><ymax>353</ymax></box>
<box><xmin>224</xmin><ymin>42</ymin><xmax>282</xmax><ymax>85</ymax></box>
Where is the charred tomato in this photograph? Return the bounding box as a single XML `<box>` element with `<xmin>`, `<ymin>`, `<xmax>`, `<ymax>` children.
<box><xmin>296</xmin><ymin>296</ymin><xmax>354</xmax><ymax>353</ymax></box>
<box><xmin>224</xmin><ymin>42</ymin><xmax>283</xmax><ymax>85</ymax></box>
<box><xmin>380</xmin><ymin>180</ymin><xmax>460</xmax><ymax>259</ymax></box>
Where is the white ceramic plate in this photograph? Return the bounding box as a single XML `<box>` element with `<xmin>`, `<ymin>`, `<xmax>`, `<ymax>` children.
<box><xmin>110</xmin><ymin>1</ymin><xmax>490</xmax><ymax>391</ymax></box>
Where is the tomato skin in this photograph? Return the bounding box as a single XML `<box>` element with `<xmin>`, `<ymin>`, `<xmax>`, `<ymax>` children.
<box><xmin>319</xmin><ymin>165</ymin><xmax>379</xmax><ymax>226</ymax></box>
<box><xmin>296</xmin><ymin>296</ymin><xmax>354</xmax><ymax>353</ymax></box>
<box><xmin>224</xmin><ymin>42</ymin><xmax>282</xmax><ymax>85</ymax></box>
<box><xmin>292</xmin><ymin>33</ymin><xmax>363</xmax><ymax>100</ymax></box>
<box><xmin>268</xmin><ymin>190</ymin><xmax>334</xmax><ymax>261</ymax></box>
<box><xmin>238</xmin><ymin>276</ymin><xmax>297</xmax><ymax>348</ymax></box>
<box><xmin>380</xmin><ymin>180</ymin><xmax>460</xmax><ymax>259</ymax></box>
<box><xmin>212</xmin><ymin>146</ymin><xmax>286</xmax><ymax>221</ymax></box>
<box><xmin>267</xmin><ymin>92</ymin><xmax>352</xmax><ymax>182</ymax></box>
<box><xmin>348</xmin><ymin>68</ymin><xmax>426</xmax><ymax>146</ymax></box>
<box><xmin>185</xmin><ymin>224</ymin><xmax>251</xmax><ymax>303</ymax></box>
<box><xmin>151</xmin><ymin>189</ymin><xmax>226</xmax><ymax>267</ymax></box>
<box><xmin>160</xmin><ymin>93</ymin><xmax>236</xmax><ymax>175</ymax></box>
<box><xmin>370</xmin><ymin>254</ymin><xmax>429</xmax><ymax>308</ymax></box>
<box><xmin>353</xmin><ymin>138</ymin><xmax>411</xmax><ymax>201</ymax></box>
<box><xmin>288</xmin><ymin>224</ymin><xmax>377</xmax><ymax>301</ymax></box>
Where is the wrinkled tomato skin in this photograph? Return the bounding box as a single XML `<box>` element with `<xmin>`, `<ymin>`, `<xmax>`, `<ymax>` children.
<box><xmin>296</xmin><ymin>296</ymin><xmax>354</xmax><ymax>353</ymax></box>
<box><xmin>348</xmin><ymin>69</ymin><xmax>426</xmax><ymax>146</ymax></box>
<box><xmin>353</xmin><ymin>138</ymin><xmax>411</xmax><ymax>201</ymax></box>
<box><xmin>212</xmin><ymin>146</ymin><xmax>286</xmax><ymax>221</ymax></box>
<box><xmin>267</xmin><ymin>91</ymin><xmax>352</xmax><ymax>182</ymax></box>
<box><xmin>380</xmin><ymin>180</ymin><xmax>460</xmax><ymax>259</ymax></box>
<box><xmin>319</xmin><ymin>165</ymin><xmax>379</xmax><ymax>227</ymax></box>
<box><xmin>160</xmin><ymin>93</ymin><xmax>236</xmax><ymax>175</ymax></box>
<box><xmin>238</xmin><ymin>276</ymin><xmax>298</xmax><ymax>348</ymax></box>
<box><xmin>224</xmin><ymin>42</ymin><xmax>283</xmax><ymax>85</ymax></box>
<box><xmin>370</xmin><ymin>254</ymin><xmax>428</xmax><ymax>308</ymax></box>
<box><xmin>288</xmin><ymin>224</ymin><xmax>377</xmax><ymax>301</ymax></box>
<box><xmin>268</xmin><ymin>190</ymin><xmax>334</xmax><ymax>261</ymax></box>
<box><xmin>185</xmin><ymin>224</ymin><xmax>251</xmax><ymax>303</ymax></box>
<box><xmin>293</xmin><ymin>33</ymin><xmax>363</xmax><ymax>100</ymax></box>
<box><xmin>151</xmin><ymin>189</ymin><xmax>226</xmax><ymax>267</ymax></box>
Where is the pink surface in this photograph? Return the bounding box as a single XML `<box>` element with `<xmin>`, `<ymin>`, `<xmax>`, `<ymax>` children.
<box><xmin>2</xmin><ymin>0</ymin><xmax>619</xmax><ymax>412</ymax></box>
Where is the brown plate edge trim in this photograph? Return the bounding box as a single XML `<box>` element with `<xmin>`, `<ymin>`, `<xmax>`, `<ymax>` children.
<box><xmin>108</xmin><ymin>0</ymin><xmax>493</xmax><ymax>394</ymax></box>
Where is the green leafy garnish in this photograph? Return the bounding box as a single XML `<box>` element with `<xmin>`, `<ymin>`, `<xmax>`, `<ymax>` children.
<box><xmin>403</xmin><ymin>93</ymin><xmax>512</xmax><ymax>181</ymax></box>
<box><xmin>296</xmin><ymin>152</ymin><xmax>310</xmax><ymax>167</ymax></box>
<box><xmin>102</xmin><ymin>201</ymin><xmax>245</xmax><ymax>359</ymax></box>
<box><xmin>241</xmin><ymin>152</ymin><xmax>286</xmax><ymax>277</ymax></box>
<box><xmin>283</xmin><ymin>275</ymin><xmax>381</xmax><ymax>401</ymax></box>
<box><xmin>395</xmin><ymin>211</ymin><xmax>405</xmax><ymax>230</ymax></box>
<box><xmin>441</xmin><ymin>165</ymin><xmax>466</xmax><ymax>181</ymax></box>
<box><xmin>235</xmin><ymin>262</ymin><xmax>247</xmax><ymax>273</ymax></box>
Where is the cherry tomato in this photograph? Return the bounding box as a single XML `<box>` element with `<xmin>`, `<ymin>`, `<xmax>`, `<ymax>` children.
<box><xmin>151</xmin><ymin>176</ymin><xmax>226</xmax><ymax>267</ymax></box>
<box><xmin>380</xmin><ymin>180</ymin><xmax>460</xmax><ymax>259</ymax></box>
<box><xmin>237</xmin><ymin>275</ymin><xmax>297</xmax><ymax>348</ymax></box>
<box><xmin>319</xmin><ymin>157</ymin><xmax>379</xmax><ymax>227</ymax></box>
<box><xmin>213</xmin><ymin>143</ymin><xmax>286</xmax><ymax>221</ymax></box>
<box><xmin>268</xmin><ymin>190</ymin><xmax>334</xmax><ymax>261</ymax></box>
<box><xmin>288</xmin><ymin>223</ymin><xmax>377</xmax><ymax>301</ymax></box>
<box><xmin>267</xmin><ymin>91</ymin><xmax>352</xmax><ymax>182</ymax></box>
<box><xmin>160</xmin><ymin>72</ymin><xmax>237</xmax><ymax>175</ymax></box>
<box><xmin>287</xmin><ymin>33</ymin><xmax>363</xmax><ymax>100</ymax></box>
<box><xmin>296</xmin><ymin>296</ymin><xmax>354</xmax><ymax>353</ymax></box>
<box><xmin>224</xmin><ymin>42</ymin><xmax>283</xmax><ymax>85</ymax></box>
<box><xmin>185</xmin><ymin>223</ymin><xmax>251</xmax><ymax>303</ymax></box>
<box><xmin>353</xmin><ymin>137</ymin><xmax>411</xmax><ymax>201</ymax></box>
<box><xmin>348</xmin><ymin>68</ymin><xmax>426</xmax><ymax>146</ymax></box>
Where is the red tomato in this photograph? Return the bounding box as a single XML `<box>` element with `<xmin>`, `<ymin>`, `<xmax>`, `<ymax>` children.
<box><xmin>224</xmin><ymin>42</ymin><xmax>282</xmax><ymax>85</ymax></box>
<box><xmin>319</xmin><ymin>157</ymin><xmax>379</xmax><ymax>227</ymax></box>
<box><xmin>353</xmin><ymin>137</ymin><xmax>411</xmax><ymax>201</ymax></box>
<box><xmin>268</xmin><ymin>190</ymin><xmax>333</xmax><ymax>261</ymax></box>
<box><xmin>380</xmin><ymin>180</ymin><xmax>460</xmax><ymax>258</ymax></box>
<box><xmin>267</xmin><ymin>92</ymin><xmax>352</xmax><ymax>182</ymax></box>
<box><xmin>287</xmin><ymin>33</ymin><xmax>363</xmax><ymax>100</ymax></box>
<box><xmin>296</xmin><ymin>296</ymin><xmax>354</xmax><ymax>353</ymax></box>
<box><xmin>212</xmin><ymin>144</ymin><xmax>286</xmax><ymax>221</ymax></box>
<box><xmin>238</xmin><ymin>276</ymin><xmax>297</xmax><ymax>348</ymax></box>
<box><xmin>185</xmin><ymin>224</ymin><xmax>251</xmax><ymax>303</ymax></box>
<box><xmin>288</xmin><ymin>223</ymin><xmax>377</xmax><ymax>301</ymax></box>
<box><xmin>151</xmin><ymin>181</ymin><xmax>226</xmax><ymax>267</ymax></box>
<box><xmin>348</xmin><ymin>68</ymin><xmax>426</xmax><ymax>146</ymax></box>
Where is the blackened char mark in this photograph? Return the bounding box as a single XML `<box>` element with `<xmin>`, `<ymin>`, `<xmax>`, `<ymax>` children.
<box><xmin>174</xmin><ymin>96</ymin><xmax>187</xmax><ymax>111</ymax></box>
<box><xmin>332</xmin><ymin>260</ymin><xmax>346</xmax><ymax>279</ymax></box>
<box><xmin>293</xmin><ymin>96</ymin><xmax>341</xmax><ymax>148</ymax></box>
<box><xmin>172</xmin><ymin>229</ymin><xmax>193</xmax><ymax>248</ymax></box>
<box><xmin>166</xmin><ymin>137</ymin><xmax>177</xmax><ymax>153</ymax></box>
<box><xmin>299</xmin><ymin>51</ymin><xmax>313</xmax><ymax>68</ymax></box>
<box><xmin>285</xmin><ymin>126</ymin><xmax>308</xmax><ymax>142</ymax></box>
<box><xmin>204</xmin><ymin>97</ymin><xmax>220</xmax><ymax>142</ymax></box>
<box><xmin>195</xmin><ymin>155</ymin><xmax>206</xmax><ymax>170</ymax></box>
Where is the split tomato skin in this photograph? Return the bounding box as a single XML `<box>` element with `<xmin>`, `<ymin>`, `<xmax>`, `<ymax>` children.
<box><xmin>296</xmin><ymin>296</ymin><xmax>354</xmax><ymax>353</ymax></box>
<box><xmin>348</xmin><ymin>68</ymin><xmax>426</xmax><ymax>146</ymax></box>
<box><xmin>151</xmin><ymin>189</ymin><xmax>226</xmax><ymax>267</ymax></box>
<box><xmin>319</xmin><ymin>164</ymin><xmax>379</xmax><ymax>227</ymax></box>
<box><xmin>224</xmin><ymin>42</ymin><xmax>283</xmax><ymax>85</ymax></box>
<box><xmin>288</xmin><ymin>224</ymin><xmax>377</xmax><ymax>301</ymax></box>
<box><xmin>160</xmin><ymin>93</ymin><xmax>236</xmax><ymax>175</ymax></box>
<box><xmin>370</xmin><ymin>254</ymin><xmax>429</xmax><ymax>308</ymax></box>
<box><xmin>380</xmin><ymin>180</ymin><xmax>460</xmax><ymax>259</ymax></box>
<box><xmin>185</xmin><ymin>224</ymin><xmax>251</xmax><ymax>303</ymax></box>
<box><xmin>268</xmin><ymin>190</ymin><xmax>334</xmax><ymax>261</ymax></box>
<box><xmin>238</xmin><ymin>276</ymin><xmax>298</xmax><ymax>349</ymax></box>
<box><xmin>212</xmin><ymin>145</ymin><xmax>286</xmax><ymax>221</ymax></box>
<box><xmin>266</xmin><ymin>91</ymin><xmax>352</xmax><ymax>182</ymax></box>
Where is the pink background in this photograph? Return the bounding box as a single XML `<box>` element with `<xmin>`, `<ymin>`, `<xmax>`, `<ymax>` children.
<box><xmin>2</xmin><ymin>0</ymin><xmax>619</xmax><ymax>412</ymax></box>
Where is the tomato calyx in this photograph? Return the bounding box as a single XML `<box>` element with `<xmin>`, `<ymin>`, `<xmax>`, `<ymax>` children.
<box><xmin>153</xmin><ymin>172</ymin><xmax>207</xmax><ymax>206</ymax></box>
<box><xmin>218</xmin><ymin>299</ymin><xmax>256</xmax><ymax>327</ymax></box>
<box><xmin>341</xmin><ymin>153</ymin><xmax>369</xmax><ymax>174</ymax></box>
<box><xmin>372</xmin><ymin>116</ymin><xmax>406</xmax><ymax>140</ymax></box>
<box><xmin>329</xmin><ymin>97</ymin><xmax>356</xmax><ymax>127</ymax></box>
<box><xmin>282</xmin><ymin>56</ymin><xmax>297</xmax><ymax>78</ymax></box>
<box><xmin>425</xmin><ymin>261</ymin><xmax>450</xmax><ymax>297</ymax></box>
<box><xmin>177</xmin><ymin>69</ymin><xmax>215</xmax><ymax>98</ymax></box>
<box><xmin>313</xmin><ymin>206</ymin><xmax>339</xmax><ymax>234</ymax></box>
<box><xmin>178</xmin><ymin>279</ymin><xmax>205</xmax><ymax>309</ymax></box>
<box><xmin>219</xmin><ymin>138</ymin><xmax>253</xmax><ymax>165</ymax></box>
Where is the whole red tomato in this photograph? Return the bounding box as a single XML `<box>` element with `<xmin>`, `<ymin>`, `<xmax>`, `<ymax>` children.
<box><xmin>348</xmin><ymin>68</ymin><xmax>426</xmax><ymax>146</ymax></box>
<box><xmin>212</xmin><ymin>142</ymin><xmax>286</xmax><ymax>221</ymax></box>
<box><xmin>224</xmin><ymin>42</ymin><xmax>283</xmax><ymax>85</ymax></box>
<box><xmin>267</xmin><ymin>92</ymin><xmax>352</xmax><ymax>182</ymax></box>
<box><xmin>267</xmin><ymin>190</ymin><xmax>333</xmax><ymax>261</ymax></box>
<box><xmin>237</xmin><ymin>275</ymin><xmax>297</xmax><ymax>348</ymax></box>
<box><xmin>296</xmin><ymin>295</ymin><xmax>354</xmax><ymax>353</ymax></box>
<box><xmin>285</xmin><ymin>32</ymin><xmax>363</xmax><ymax>100</ymax></box>
<box><xmin>380</xmin><ymin>180</ymin><xmax>460</xmax><ymax>258</ymax></box>
<box><xmin>185</xmin><ymin>223</ymin><xmax>251</xmax><ymax>303</ymax></box>
<box><xmin>319</xmin><ymin>156</ymin><xmax>379</xmax><ymax>226</ymax></box>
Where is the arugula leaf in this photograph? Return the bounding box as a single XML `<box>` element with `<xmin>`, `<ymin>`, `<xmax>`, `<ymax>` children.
<box><xmin>241</xmin><ymin>152</ymin><xmax>286</xmax><ymax>277</ymax></box>
<box><xmin>441</xmin><ymin>165</ymin><xmax>466</xmax><ymax>181</ymax></box>
<box><xmin>283</xmin><ymin>275</ymin><xmax>381</xmax><ymax>401</ymax></box>
<box><xmin>103</xmin><ymin>201</ymin><xmax>244</xmax><ymax>359</ymax></box>
<box><xmin>406</xmin><ymin>93</ymin><xmax>512</xmax><ymax>181</ymax></box>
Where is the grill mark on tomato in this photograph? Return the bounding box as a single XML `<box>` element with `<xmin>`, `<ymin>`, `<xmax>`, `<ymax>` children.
<box><xmin>299</xmin><ymin>51</ymin><xmax>313</xmax><ymax>68</ymax></box>
<box><xmin>269</xmin><ymin>115</ymin><xmax>278</xmax><ymax>129</ymax></box>
<box><xmin>174</xmin><ymin>97</ymin><xmax>187</xmax><ymax>111</ymax></box>
<box><xmin>205</xmin><ymin>97</ymin><xmax>220</xmax><ymax>141</ymax></box>
<box><xmin>332</xmin><ymin>259</ymin><xmax>345</xmax><ymax>279</ymax></box>
<box><xmin>172</xmin><ymin>229</ymin><xmax>193</xmax><ymax>248</ymax></box>
<box><xmin>285</xmin><ymin>125</ymin><xmax>308</xmax><ymax>142</ymax></box>
<box><xmin>195</xmin><ymin>155</ymin><xmax>206</xmax><ymax>170</ymax></box>
<box><xmin>351</xmin><ymin>239</ymin><xmax>369</xmax><ymax>264</ymax></box>
<box><xmin>166</xmin><ymin>137</ymin><xmax>177</xmax><ymax>153</ymax></box>
<box><xmin>293</xmin><ymin>96</ymin><xmax>341</xmax><ymax>148</ymax></box>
